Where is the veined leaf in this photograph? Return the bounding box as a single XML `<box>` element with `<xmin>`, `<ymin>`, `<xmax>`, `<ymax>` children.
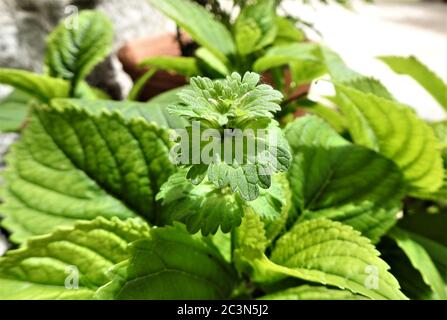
<box><xmin>140</xmin><ymin>56</ymin><xmax>201</xmax><ymax>78</ymax></box>
<box><xmin>45</xmin><ymin>10</ymin><xmax>113</xmax><ymax>90</ymax></box>
<box><xmin>267</xmin><ymin>219</ymin><xmax>407</xmax><ymax>300</ymax></box>
<box><xmin>415</xmin><ymin>121</ymin><xmax>447</xmax><ymax>200</ymax></box>
<box><xmin>95</xmin><ymin>224</ymin><xmax>236</xmax><ymax>300</ymax></box>
<box><xmin>389</xmin><ymin>228</ymin><xmax>447</xmax><ymax>299</ymax></box>
<box><xmin>0</xmin><ymin>69</ymin><xmax>69</xmax><ymax>103</ymax></box>
<box><xmin>336</xmin><ymin>84</ymin><xmax>444</xmax><ymax>195</ymax></box>
<box><xmin>172</xmin><ymin>72</ymin><xmax>283</xmax><ymax>129</ymax></box>
<box><xmin>285</xmin><ymin>116</ymin><xmax>405</xmax><ymax>242</ymax></box>
<box><xmin>234</xmin><ymin>0</ymin><xmax>277</xmax><ymax>55</ymax></box>
<box><xmin>55</xmin><ymin>98</ymin><xmax>186</xmax><ymax>129</ymax></box>
<box><xmin>0</xmin><ymin>90</ymin><xmax>32</xmax><ymax>132</ymax></box>
<box><xmin>258</xmin><ymin>285</ymin><xmax>366</xmax><ymax>300</ymax></box>
<box><xmin>156</xmin><ymin>171</ymin><xmax>290</xmax><ymax>236</ymax></box>
<box><xmin>0</xmin><ymin>217</ymin><xmax>149</xmax><ymax>300</ymax></box>
<box><xmin>1</xmin><ymin>100</ymin><xmax>175</xmax><ymax>243</ymax></box>
<box><xmin>147</xmin><ymin>0</ymin><xmax>235</xmax><ymax>64</ymax></box>
<box><xmin>379</xmin><ymin>56</ymin><xmax>447</xmax><ymax>110</ymax></box>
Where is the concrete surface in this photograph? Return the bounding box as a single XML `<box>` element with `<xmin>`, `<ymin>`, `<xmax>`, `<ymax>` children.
<box><xmin>281</xmin><ymin>0</ymin><xmax>447</xmax><ymax>121</ymax></box>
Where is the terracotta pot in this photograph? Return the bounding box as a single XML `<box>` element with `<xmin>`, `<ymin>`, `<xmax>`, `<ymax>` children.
<box><xmin>118</xmin><ymin>32</ymin><xmax>310</xmax><ymax>102</ymax></box>
<box><xmin>118</xmin><ymin>33</ymin><xmax>188</xmax><ymax>101</ymax></box>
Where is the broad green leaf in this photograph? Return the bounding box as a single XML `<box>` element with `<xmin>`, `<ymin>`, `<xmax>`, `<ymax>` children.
<box><xmin>234</xmin><ymin>0</ymin><xmax>277</xmax><ymax>55</ymax></box>
<box><xmin>289</xmin><ymin>60</ymin><xmax>326</xmax><ymax>87</ymax></box>
<box><xmin>147</xmin><ymin>0</ymin><xmax>235</xmax><ymax>64</ymax></box>
<box><xmin>379</xmin><ymin>56</ymin><xmax>447</xmax><ymax>110</ymax></box>
<box><xmin>45</xmin><ymin>10</ymin><xmax>113</xmax><ymax>90</ymax></box>
<box><xmin>267</xmin><ymin>219</ymin><xmax>407</xmax><ymax>300</ymax></box>
<box><xmin>0</xmin><ymin>90</ymin><xmax>32</xmax><ymax>132</ymax></box>
<box><xmin>0</xmin><ymin>217</ymin><xmax>149</xmax><ymax>300</ymax></box>
<box><xmin>335</xmin><ymin>84</ymin><xmax>444</xmax><ymax>195</ymax></box>
<box><xmin>343</xmin><ymin>77</ymin><xmax>394</xmax><ymax>100</ymax></box>
<box><xmin>1</xmin><ymin>100</ymin><xmax>175</xmax><ymax>243</ymax></box>
<box><xmin>273</xmin><ymin>17</ymin><xmax>305</xmax><ymax>45</ymax></box>
<box><xmin>285</xmin><ymin>116</ymin><xmax>405</xmax><ymax>242</ymax></box>
<box><xmin>259</xmin><ymin>285</ymin><xmax>366</xmax><ymax>300</ymax></box>
<box><xmin>253</xmin><ymin>43</ymin><xmax>322</xmax><ymax>73</ymax></box>
<box><xmin>321</xmin><ymin>48</ymin><xmax>394</xmax><ymax>99</ymax></box>
<box><xmin>0</xmin><ymin>69</ymin><xmax>69</xmax><ymax>103</ymax></box>
<box><xmin>196</xmin><ymin>47</ymin><xmax>230</xmax><ymax>77</ymax></box>
<box><xmin>379</xmin><ymin>236</ymin><xmax>437</xmax><ymax>300</ymax></box>
<box><xmin>95</xmin><ymin>224</ymin><xmax>236</xmax><ymax>300</ymax></box>
<box><xmin>415</xmin><ymin>121</ymin><xmax>447</xmax><ymax>200</ymax></box>
<box><xmin>56</xmin><ymin>97</ymin><xmax>185</xmax><ymax>129</ymax></box>
<box><xmin>389</xmin><ymin>228</ymin><xmax>447</xmax><ymax>299</ymax></box>
<box><xmin>298</xmin><ymin>100</ymin><xmax>346</xmax><ymax>133</ymax></box>
<box><xmin>157</xmin><ymin>171</ymin><xmax>290</xmax><ymax>236</ymax></box>
<box><xmin>140</xmin><ymin>56</ymin><xmax>201</xmax><ymax>78</ymax></box>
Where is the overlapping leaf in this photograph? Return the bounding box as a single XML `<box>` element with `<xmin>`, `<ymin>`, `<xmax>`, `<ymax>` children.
<box><xmin>0</xmin><ymin>217</ymin><xmax>149</xmax><ymax>300</ymax></box>
<box><xmin>267</xmin><ymin>219</ymin><xmax>407</xmax><ymax>300</ymax></box>
<box><xmin>45</xmin><ymin>10</ymin><xmax>113</xmax><ymax>90</ymax></box>
<box><xmin>147</xmin><ymin>0</ymin><xmax>235</xmax><ymax>65</ymax></box>
<box><xmin>157</xmin><ymin>171</ymin><xmax>290</xmax><ymax>235</ymax></box>
<box><xmin>96</xmin><ymin>224</ymin><xmax>236</xmax><ymax>300</ymax></box>
<box><xmin>234</xmin><ymin>0</ymin><xmax>277</xmax><ymax>55</ymax></box>
<box><xmin>335</xmin><ymin>84</ymin><xmax>444</xmax><ymax>195</ymax></box>
<box><xmin>1</xmin><ymin>99</ymin><xmax>175</xmax><ymax>242</ymax></box>
<box><xmin>285</xmin><ymin>116</ymin><xmax>405</xmax><ymax>242</ymax></box>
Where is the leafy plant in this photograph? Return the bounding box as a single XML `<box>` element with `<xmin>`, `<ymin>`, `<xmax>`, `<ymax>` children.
<box><xmin>1</xmin><ymin>7</ymin><xmax>447</xmax><ymax>301</ymax></box>
<box><xmin>141</xmin><ymin>0</ymin><xmax>322</xmax><ymax>96</ymax></box>
<box><xmin>0</xmin><ymin>10</ymin><xmax>113</xmax><ymax>133</ymax></box>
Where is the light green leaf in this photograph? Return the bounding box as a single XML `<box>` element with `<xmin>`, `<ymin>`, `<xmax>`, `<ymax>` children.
<box><xmin>95</xmin><ymin>224</ymin><xmax>236</xmax><ymax>300</ymax></box>
<box><xmin>169</xmin><ymin>73</ymin><xmax>290</xmax><ymax>201</ymax></box>
<box><xmin>0</xmin><ymin>90</ymin><xmax>32</xmax><ymax>132</ymax></box>
<box><xmin>56</xmin><ymin>97</ymin><xmax>185</xmax><ymax>129</ymax></box>
<box><xmin>147</xmin><ymin>0</ymin><xmax>235</xmax><ymax>64</ymax></box>
<box><xmin>140</xmin><ymin>56</ymin><xmax>201</xmax><ymax>78</ymax></box>
<box><xmin>389</xmin><ymin>228</ymin><xmax>447</xmax><ymax>300</ymax></box>
<box><xmin>156</xmin><ymin>171</ymin><xmax>290</xmax><ymax>236</ymax></box>
<box><xmin>234</xmin><ymin>0</ymin><xmax>277</xmax><ymax>55</ymax></box>
<box><xmin>1</xmin><ymin>100</ymin><xmax>175</xmax><ymax>243</ymax></box>
<box><xmin>0</xmin><ymin>217</ymin><xmax>149</xmax><ymax>300</ymax></box>
<box><xmin>258</xmin><ymin>285</ymin><xmax>366</xmax><ymax>300</ymax></box>
<box><xmin>45</xmin><ymin>10</ymin><xmax>113</xmax><ymax>90</ymax></box>
<box><xmin>273</xmin><ymin>17</ymin><xmax>305</xmax><ymax>45</ymax></box>
<box><xmin>299</xmin><ymin>100</ymin><xmax>346</xmax><ymax>133</ymax></box>
<box><xmin>285</xmin><ymin>116</ymin><xmax>405</xmax><ymax>242</ymax></box>
<box><xmin>0</xmin><ymin>69</ymin><xmax>69</xmax><ymax>102</ymax></box>
<box><xmin>253</xmin><ymin>43</ymin><xmax>322</xmax><ymax>73</ymax></box>
<box><xmin>267</xmin><ymin>219</ymin><xmax>407</xmax><ymax>300</ymax></box>
<box><xmin>379</xmin><ymin>56</ymin><xmax>447</xmax><ymax>110</ymax></box>
<box><xmin>195</xmin><ymin>47</ymin><xmax>230</xmax><ymax>77</ymax></box>
<box><xmin>172</xmin><ymin>72</ymin><xmax>283</xmax><ymax>129</ymax></box>
<box><xmin>336</xmin><ymin>84</ymin><xmax>444</xmax><ymax>195</ymax></box>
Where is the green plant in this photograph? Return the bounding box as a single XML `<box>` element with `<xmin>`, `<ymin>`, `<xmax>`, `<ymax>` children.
<box><xmin>0</xmin><ymin>10</ymin><xmax>113</xmax><ymax>133</ymax></box>
<box><xmin>1</xmin><ymin>7</ymin><xmax>447</xmax><ymax>301</ymax></box>
<box><xmin>141</xmin><ymin>0</ymin><xmax>321</xmax><ymax>96</ymax></box>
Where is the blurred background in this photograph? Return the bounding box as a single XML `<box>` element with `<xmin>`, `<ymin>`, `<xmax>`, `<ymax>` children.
<box><xmin>0</xmin><ymin>0</ymin><xmax>446</xmax><ymax>254</ymax></box>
